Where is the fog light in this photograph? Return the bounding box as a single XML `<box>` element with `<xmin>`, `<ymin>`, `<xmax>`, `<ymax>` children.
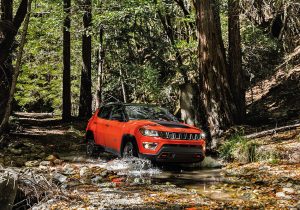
<box><xmin>200</xmin><ymin>132</ymin><xmax>206</xmax><ymax>139</ymax></box>
<box><xmin>142</xmin><ymin>142</ymin><xmax>158</xmax><ymax>150</ymax></box>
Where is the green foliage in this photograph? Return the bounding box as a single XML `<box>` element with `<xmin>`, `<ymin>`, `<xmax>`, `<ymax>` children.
<box><xmin>219</xmin><ymin>134</ymin><xmax>258</xmax><ymax>163</ymax></box>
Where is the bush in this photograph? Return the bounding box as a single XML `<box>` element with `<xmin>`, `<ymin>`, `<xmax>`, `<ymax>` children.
<box><xmin>219</xmin><ymin>134</ymin><xmax>258</xmax><ymax>163</ymax></box>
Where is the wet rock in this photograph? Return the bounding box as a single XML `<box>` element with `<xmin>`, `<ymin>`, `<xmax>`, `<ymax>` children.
<box><xmin>62</xmin><ymin>164</ymin><xmax>76</xmax><ymax>175</ymax></box>
<box><xmin>25</xmin><ymin>160</ymin><xmax>39</xmax><ymax>167</ymax></box>
<box><xmin>39</xmin><ymin>161</ymin><xmax>53</xmax><ymax>167</ymax></box>
<box><xmin>53</xmin><ymin>172</ymin><xmax>67</xmax><ymax>183</ymax></box>
<box><xmin>282</xmin><ymin>187</ymin><xmax>295</xmax><ymax>194</ymax></box>
<box><xmin>0</xmin><ymin>176</ymin><xmax>18</xmax><ymax>210</ymax></box>
<box><xmin>80</xmin><ymin>166</ymin><xmax>92</xmax><ymax>184</ymax></box>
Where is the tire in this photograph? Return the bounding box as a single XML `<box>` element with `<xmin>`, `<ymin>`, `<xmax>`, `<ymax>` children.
<box><xmin>122</xmin><ymin>141</ymin><xmax>138</xmax><ymax>158</ymax></box>
<box><xmin>86</xmin><ymin>138</ymin><xmax>99</xmax><ymax>158</ymax></box>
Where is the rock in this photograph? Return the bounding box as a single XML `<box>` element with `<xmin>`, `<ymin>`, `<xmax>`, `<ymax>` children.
<box><xmin>80</xmin><ymin>166</ymin><xmax>92</xmax><ymax>184</ymax></box>
<box><xmin>0</xmin><ymin>176</ymin><xmax>18</xmax><ymax>210</ymax></box>
<box><xmin>91</xmin><ymin>176</ymin><xmax>103</xmax><ymax>184</ymax></box>
<box><xmin>39</xmin><ymin>161</ymin><xmax>53</xmax><ymax>167</ymax></box>
<box><xmin>282</xmin><ymin>187</ymin><xmax>295</xmax><ymax>194</ymax></box>
<box><xmin>8</xmin><ymin>148</ymin><xmax>22</xmax><ymax>155</ymax></box>
<box><xmin>63</xmin><ymin>164</ymin><xmax>76</xmax><ymax>175</ymax></box>
<box><xmin>276</xmin><ymin>192</ymin><xmax>292</xmax><ymax>200</ymax></box>
<box><xmin>45</xmin><ymin>154</ymin><xmax>58</xmax><ymax>162</ymax></box>
<box><xmin>25</xmin><ymin>160</ymin><xmax>39</xmax><ymax>167</ymax></box>
<box><xmin>53</xmin><ymin>159</ymin><xmax>63</xmax><ymax>165</ymax></box>
<box><xmin>52</xmin><ymin>172</ymin><xmax>67</xmax><ymax>183</ymax></box>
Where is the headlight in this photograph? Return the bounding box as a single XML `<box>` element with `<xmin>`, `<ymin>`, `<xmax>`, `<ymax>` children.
<box><xmin>139</xmin><ymin>128</ymin><xmax>159</xmax><ymax>137</ymax></box>
<box><xmin>142</xmin><ymin>142</ymin><xmax>158</xmax><ymax>150</ymax></box>
<box><xmin>200</xmin><ymin>132</ymin><xmax>206</xmax><ymax>139</ymax></box>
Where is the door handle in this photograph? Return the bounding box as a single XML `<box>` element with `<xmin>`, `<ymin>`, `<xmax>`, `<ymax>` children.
<box><xmin>93</xmin><ymin>122</ymin><xmax>97</xmax><ymax>124</ymax></box>
<box><xmin>105</xmin><ymin>124</ymin><xmax>109</xmax><ymax>127</ymax></box>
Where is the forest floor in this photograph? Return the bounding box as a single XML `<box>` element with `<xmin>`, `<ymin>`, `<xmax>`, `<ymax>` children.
<box><xmin>0</xmin><ymin>113</ymin><xmax>299</xmax><ymax>209</ymax></box>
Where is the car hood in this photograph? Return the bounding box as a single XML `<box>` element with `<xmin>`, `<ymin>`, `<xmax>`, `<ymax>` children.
<box><xmin>127</xmin><ymin>119</ymin><xmax>201</xmax><ymax>133</ymax></box>
<box><xmin>150</xmin><ymin>120</ymin><xmax>191</xmax><ymax>129</ymax></box>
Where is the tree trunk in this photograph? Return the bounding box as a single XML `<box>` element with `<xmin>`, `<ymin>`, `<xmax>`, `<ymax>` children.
<box><xmin>0</xmin><ymin>0</ymin><xmax>32</xmax><ymax>134</ymax></box>
<box><xmin>62</xmin><ymin>0</ymin><xmax>71</xmax><ymax>121</ymax></box>
<box><xmin>96</xmin><ymin>26</ymin><xmax>104</xmax><ymax>108</ymax></box>
<box><xmin>195</xmin><ymin>0</ymin><xmax>237</xmax><ymax>147</ymax></box>
<box><xmin>79</xmin><ymin>0</ymin><xmax>92</xmax><ymax>119</ymax></box>
<box><xmin>228</xmin><ymin>0</ymin><xmax>245</xmax><ymax>123</ymax></box>
<box><xmin>0</xmin><ymin>0</ymin><xmax>29</xmax><ymax>133</ymax></box>
<box><xmin>119</xmin><ymin>69</ymin><xmax>127</xmax><ymax>103</ymax></box>
<box><xmin>0</xmin><ymin>0</ymin><xmax>13</xmax><ymax>127</ymax></box>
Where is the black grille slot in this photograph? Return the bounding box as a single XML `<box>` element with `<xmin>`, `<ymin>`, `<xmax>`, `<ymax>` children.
<box><xmin>159</xmin><ymin>132</ymin><xmax>200</xmax><ymax>140</ymax></box>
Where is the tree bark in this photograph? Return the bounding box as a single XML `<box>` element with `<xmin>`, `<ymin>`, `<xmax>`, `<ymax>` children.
<box><xmin>96</xmin><ymin>26</ymin><xmax>104</xmax><ymax>108</ymax></box>
<box><xmin>0</xmin><ymin>0</ymin><xmax>28</xmax><ymax>132</ymax></box>
<box><xmin>79</xmin><ymin>0</ymin><xmax>92</xmax><ymax>119</ymax></box>
<box><xmin>62</xmin><ymin>0</ymin><xmax>71</xmax><ymax>121</ymax></box>
<box><xmin>195</xmin><ymin>0</ymin><xmax>237</xmax><ymax>147</ymax></box>
<box><xmin>0</xmin><ymin>0</ymin><xmax>32</xmax><ymax>133</ymax></box>
<box><xmin>228</xmin><ymin>0</ymin><xmax>245</xmax><ymax>123</ymax></box>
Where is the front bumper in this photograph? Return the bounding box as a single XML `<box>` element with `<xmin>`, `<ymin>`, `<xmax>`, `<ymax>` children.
<box><xmin>139</xmin><ymin>144</ymin><xmax>205</xmax><ymax>163</ymax></box>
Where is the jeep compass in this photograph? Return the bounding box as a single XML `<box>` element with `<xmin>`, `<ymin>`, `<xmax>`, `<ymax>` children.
<box><xmin>85</xmin><ymin>103</ymin><xmax>206</xmax><ymax>163</ymax></box>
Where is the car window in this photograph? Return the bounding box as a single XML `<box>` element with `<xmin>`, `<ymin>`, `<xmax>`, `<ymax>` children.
<box><xmin>125</xmin><ymin>105</ymin><xmax>178</xmax><ymax>122</ymax></box>
<box><xmin>110</xmin><ymin>106</ymin><xmax>124</xmax><ymax>121</ymax></box>
<box><xmin>98</xmin><ymin>106</ymin><xmax>112</xmax><ymax>119</ymax></box>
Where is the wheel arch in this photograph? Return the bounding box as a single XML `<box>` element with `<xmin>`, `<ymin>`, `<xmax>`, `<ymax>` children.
<box><xmin>85</xmin><ymin>130</ymin><xmax>94</xmax><ymax>143</ymax></box>
<box><xmin>120</xmin><ymin>134</ymin><xmax>139</xmax><ymax>157</ymax></box>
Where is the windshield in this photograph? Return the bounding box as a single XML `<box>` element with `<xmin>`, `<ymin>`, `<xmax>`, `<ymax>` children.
<box><xmin>125</xmin><ymin>105</ymin><xmax>178</xmax><ymax>122</ymax></box>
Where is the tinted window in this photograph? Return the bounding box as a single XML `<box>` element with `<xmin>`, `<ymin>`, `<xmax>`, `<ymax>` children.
<box><xmin>125</xmin><ymin>105</ymin><xmax>178</xmax><ymax>122</ymax></box>
<box><xmin>110</xmin><ymin>106</ymin><xmax>124</xmax><ymax>121</ymax></box>
<box><xmin>98</xmin><ymin>106</ymin><xmax>112</xmax><ymax>119</ymax></box>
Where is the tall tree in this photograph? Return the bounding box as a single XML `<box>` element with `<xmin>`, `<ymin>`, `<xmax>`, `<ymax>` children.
<box><xmin>0</xmin><ymin>0</ymin><xmax>32</xmax><ymax>133</ymax></box>
<box><xmin>0</xmin><ymin>0</ymin><xmax>30</xmax><ymax>132</ymax></box>
<box><xmin>96</xmin><ymin>26</ymin><xmax>104</xmax><ymax>108</ymax></box>
<box><xmin>79</xmin><ymin>0</ymin><xmax>92</xmax><ymax>119</ymax></box>
<box><xmin>62</xmin><ymin>0</ymin><xmax>71</xmax><ymax>121</ymax></box>
<box><xmin>195</xmin><ymin>0</ymin><xmax>237</xmax><ymax>146</ymax></box>
<box><xmin>228</xmin><ymin>0</ymin><xmax>245</xmax><ymax>123</ymax></box>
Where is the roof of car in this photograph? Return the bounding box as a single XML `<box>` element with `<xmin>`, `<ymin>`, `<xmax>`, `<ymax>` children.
<box><xmin>102</xmin><ymin>102</ymin><xmax>157</xmax><ymax>107</ymax></box>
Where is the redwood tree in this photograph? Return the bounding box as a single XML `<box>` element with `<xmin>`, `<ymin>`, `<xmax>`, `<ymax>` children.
<box><xmin>79</xmin><ymin>0</ymin><xmax>92</xmax><ymax>119</ymax></box>
<box><xmin>228</xmin><ymin>0</ymin><xmax>245</xmax><ymax>123</ymax></box>
<box><xmin>62</xmin><ymin>0</ymin><xmax>71</xmax><ymax>121</ymax></box>
<box><xmin>195</xmin><ymin>0</ymin><xmax>237</xmax><ymax>146</ymax></box>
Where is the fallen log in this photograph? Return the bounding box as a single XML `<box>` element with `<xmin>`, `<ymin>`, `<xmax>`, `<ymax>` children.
<box><xmin>244</xmin><ymin>123</ymin><xmax>300</xmax><ymax>139</ymax></box>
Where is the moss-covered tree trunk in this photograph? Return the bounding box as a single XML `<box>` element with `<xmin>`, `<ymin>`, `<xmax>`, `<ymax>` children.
<box><xmin>195</xmin><ymin>0</ymin><xmax>237</xmax><ymax>147</ymax></box>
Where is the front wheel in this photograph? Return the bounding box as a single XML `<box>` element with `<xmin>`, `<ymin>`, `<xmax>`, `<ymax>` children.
<box><xmin>86</xmin><ymin>138</ymin><xmax>99</xmax><ymax>157</ymax></box>
<box><xmin>122</xmin><ymin>141</ymin><xmax>138</xmax><ymax>158</ymax></box>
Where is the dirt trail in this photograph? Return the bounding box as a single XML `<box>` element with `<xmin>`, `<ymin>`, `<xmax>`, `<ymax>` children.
<box><xmin>0</xmin><ymin>113</ymin><xmax>299</xmax><ymax>209</ymax></box>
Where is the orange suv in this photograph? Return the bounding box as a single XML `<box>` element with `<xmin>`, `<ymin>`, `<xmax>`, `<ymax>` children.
<box><xmin>85</xmin><ymin>103</ymin><xmax>206</xmax><ymax>163</ymax></box>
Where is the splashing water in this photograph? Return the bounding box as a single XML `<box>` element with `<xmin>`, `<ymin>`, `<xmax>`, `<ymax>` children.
<box><xmin>105</xmin><ymin>157</ymin><xmax>161</xmax><ymax>177</ymax></box>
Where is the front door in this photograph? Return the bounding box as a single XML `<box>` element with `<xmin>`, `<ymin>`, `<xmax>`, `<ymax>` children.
<box><xmin>105</xmin><ymin>106</ymin><xmax>126</xmax><ymax>152</ymax></box>
<box><xmin>95</xmin><ymin>105</ymin><xmax>113</xmax><ymax>147</ymax></box>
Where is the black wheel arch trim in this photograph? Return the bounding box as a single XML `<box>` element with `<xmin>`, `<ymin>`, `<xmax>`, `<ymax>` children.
<box><xmin>120</xmin><ymin>134</ymin><xmax>139</xmax><ymax>157</ymax></box>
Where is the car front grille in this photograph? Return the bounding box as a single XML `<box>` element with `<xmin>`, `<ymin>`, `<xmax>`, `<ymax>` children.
<box><xmin>159</xmin><ymin>132</ymin><xmax>200</xmax><ymax>140</ymax></box>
